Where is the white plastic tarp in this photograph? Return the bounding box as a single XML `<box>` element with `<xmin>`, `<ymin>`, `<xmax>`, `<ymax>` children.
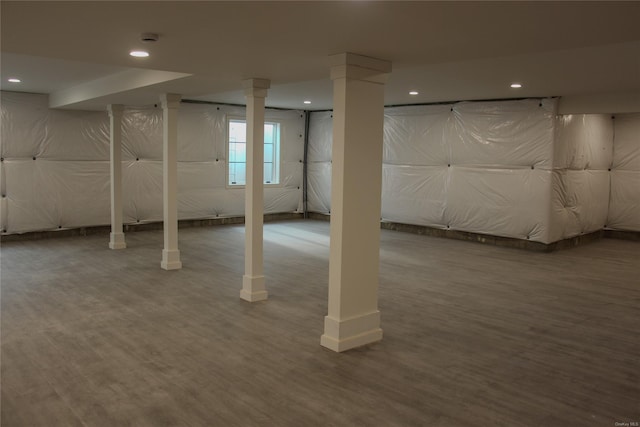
<box><xmin>383</xmin><ymin>105</ymin><xmax>451</xmax><ymax>166</ymax></box>
<box><xmin>608</xmin><ymin>113</ymin><xmax>640</xmax><ymax>231</ymax></box>
<box><xmin>381</xmin><ymin>99</ymin><xmax>557</xmax><ymax>242</ymax></box>
<box><xmin>122</xmin><ymin>108</ymin><xmax>163</xmax><ymax>160</ymax></box>
<box><xmin>0</xmin><ymin>92</ymin><xmax>49</xmax><ymax>159</ymax></box>
<box><xmin>608</xmin><ymin>170</ymin><xmax>640</xmax><ymax>231</ymax></box>
<box><xmin>0</xmin><ymin>91</ymin><xmax>304</xmax><ymax>234</ymax></box>
<box><xmin>3</xmin><ymin>159</ymin><xmax>58</xmax><ymax>233</ymax></box>
<box><xmin>446</xmin><ymin>167</ymin><xmax>551</xmax><ymax>241</ymax></box>
<box><xmin>306</xmin><ymin>162</ymin><xmax>332</xmax><ymax>214</ymax></box>
<box><xmin>550</xmin><ymin>169</ymin><xmax>610</xmax><ymax>241</ymax></box>
<box><xmin>450</xmin><ymin>99</ymin><xmax>556</xmax><ymax>168</ymax></box>
<box><xmin>554</xmin><ymin>114</ymin><xmax>613</xmax><ymax>170</ymax></box>
<box><xmin>381</xmin><ymin>164</ymin><xmax>448</xmax><ymax>227</ymax></box>
<box><xmin>307</xmin><ymin>97</ymin><xmax>638</xmax><ymax>243</ymax></box>
<box><xmin>306</xmin><ymin>111</ymin><xmax>333</xmax><ymax>214</ymax></box>
<box><xmin>550</xmin><ymin>114</ymin><xmax>614</xmax><ymax>241</ymax></box>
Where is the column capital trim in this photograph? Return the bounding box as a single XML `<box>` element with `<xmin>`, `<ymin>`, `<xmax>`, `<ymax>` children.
<box><xmin>107</xmin><ymin>104</ymin><xmax>124</xmax><ymax>116</ymax></box>
<box><xmin>160</xmin><ymin>93</ymin><xmax>182</xmax><ymax>109</ymax></box>
<box><xmin>329</xmin><ymin>52</ymin><xmax>392</xmax><ymax>83</ymax></box>
<box><xmin>243</xmin><ymin>78</ymin><xmax>271</xmax><ymax>98</ymax></box>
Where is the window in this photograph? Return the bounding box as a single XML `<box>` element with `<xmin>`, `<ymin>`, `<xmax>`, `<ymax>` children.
<box><xmin>228</xmin><ymin>119</ymin><xmax>281</xmax><ymax>186</ymax></box>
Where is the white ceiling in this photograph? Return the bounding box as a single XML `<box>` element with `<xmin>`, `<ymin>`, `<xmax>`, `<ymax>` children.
<box><xmin>1</xmin><ymin>1</ymin><xmax>639</xmax><ymax>113</ymax></box>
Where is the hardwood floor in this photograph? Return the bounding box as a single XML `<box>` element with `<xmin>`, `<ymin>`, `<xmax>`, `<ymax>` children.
<box><xmin>1</xmin><ymin>220</ymin><xmax>639</xmax><ymax>426</ymax></box>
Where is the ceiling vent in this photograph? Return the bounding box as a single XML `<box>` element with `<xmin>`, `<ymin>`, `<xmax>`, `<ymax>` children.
<box><xmin>141</xmin><ymin>33</ymin><xmax>159</xmax><ymax>42</ymax></box>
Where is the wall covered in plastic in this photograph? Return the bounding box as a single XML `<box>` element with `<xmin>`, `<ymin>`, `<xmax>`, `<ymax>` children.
<box><xmin>306</xmin><ymin>111</ymin><xmax>333</xmax><ymax>214</ymax></box>
<box><xmin>0</xmin><ymin>91</ymin><xmax>304</xmax><ymax>234</ymax></box>
<box><xmin>307</xmin><ymin>98</ymin><xmax>636</xmax><ymax>244</ymax></box>
<box><xmin>308</xmin><ymin>99</ymin><xmax>559</xmax><ymax>243</ymax></box>
<box><xmin>608</xmin><ymin>113</ymin><xmax>640</xmax><ymax>231</ymax></box>
<box><xmin>383</xmin><ymin>100</ymin><xmax>557</xmax><ymax>243</ymax></box>
<box><xmin>551</xmin><ymin>114</ymin><xmax>613</xmax><ymax>241</ymax></box>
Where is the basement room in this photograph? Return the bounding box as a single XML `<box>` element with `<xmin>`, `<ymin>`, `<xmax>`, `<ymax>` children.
<box><xmin>1</xmin><ymin>1</ymin><xmax>639</xmax><ymax>426</ymax></box>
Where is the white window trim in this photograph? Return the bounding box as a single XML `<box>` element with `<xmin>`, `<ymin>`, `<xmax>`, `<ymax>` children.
<box><xmin>225</xmin><ymin>116</ymin><xmax>283</xmax><ymax>189</ymax></box>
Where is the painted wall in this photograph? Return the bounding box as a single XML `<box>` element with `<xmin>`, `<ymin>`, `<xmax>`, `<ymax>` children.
<box><xmin>0</xmin><ymin>91</ymin><xmax>304</xmax><ymax>234</ymax></box>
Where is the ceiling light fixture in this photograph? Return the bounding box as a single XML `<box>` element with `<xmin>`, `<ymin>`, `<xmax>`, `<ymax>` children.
<box><xmin>7</xmin><ymin>78</ymin><xmax>21</xmax><ymax>83</ymax></box>
<box><xmin>510</xmin><ymin>83</ymin><xmax>522</xmax><ymax>88</ymax></box>
<box><xmin>130</xmin><ymin>50</ymin><xmax>150</xmax><ymax>58</ymax></box>
<box><xmin>303</xmin><ymin>100</ymin><xmax>311</xmax><ymax>104</ymax></box>
<box><xmin>409</xmin><ymin>91</ymin><xmax>419</xmax><ymax>95</ymax></box>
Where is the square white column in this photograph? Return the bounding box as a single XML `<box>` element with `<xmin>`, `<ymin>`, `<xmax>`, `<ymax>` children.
<box><xmin>160</xmin><ymin>94</ymin><xmax>182</xmax><ymax>270</ymax></box>
<box><xmin>108</xmin><ymin>104</ymin><xmax>126</xmax><ymax>250</ymax></box>
<box><xmin>321</xmin><ymin>53</ymin><xmax>392</xmax><ymax>352</ymax></box>
<box><xmin>240</xmin><ymin>78</ymin><xmax>270</xmax><ymax>302</ymax></box>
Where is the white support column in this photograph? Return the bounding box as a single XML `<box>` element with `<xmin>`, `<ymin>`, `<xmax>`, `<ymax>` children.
<box><xmin>240</xmin><ymin>78</ymin><xmax>270</xmax><ymax>302</ymax></box>
<box><xmin>160</xmin><ymin>93</ymin><xmax>182</xmax><ymax>270</ymax></box>
<box><xmin>321</xmin><ymin>53</ymin><xmax>392</xmax><ymax>352</ymax></box>
<box><xmin>108</xmin><ymin>104</ymin><xmax>126</xmax><ymax>250</ymax></box>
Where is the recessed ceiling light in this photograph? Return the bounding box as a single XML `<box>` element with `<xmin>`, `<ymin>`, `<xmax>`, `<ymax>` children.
<box><xmin>409</xmin><ymin>91</ymin><xmax>419</xmax><ymax>95</ymax></box>
<box><xmin>129</xmin><ymin>50</ymin><xmax>150</xmax><ymax>58</ymax></box>
<box><xmin>7</xmin><ymin>78</ymin><xmax>21</xmax><ymax>83</ymax></box>
<box><xmin>510</xmin><ymin>83</ymin><xmax>522</xmax><ymax>88</ymax></box>
<box><xmin>303</xmin><ymin>100</ymin><xmax>311</xmax><ymax>104</ymax></box>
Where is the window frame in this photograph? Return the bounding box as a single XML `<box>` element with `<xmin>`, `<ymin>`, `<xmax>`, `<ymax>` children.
<box><xmin>225</xmin><ymin>116</ymin><xmax>282</xmax><ymax>189</ymax></box>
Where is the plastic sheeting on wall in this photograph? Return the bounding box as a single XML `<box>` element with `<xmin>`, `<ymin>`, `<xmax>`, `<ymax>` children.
<box><xmin>608</xmin><ymin>113</ymin><xmax>640</xmax><ymax>231</ymax></box>
<box><xmin>609</xmin><ymin>171</ymin><xmax>640</xmax><ymax>231</ymax></box>
<box><xmin>2</xmin><ymin>159</ymin><xmax>59</xmax><ymax>233</ymax></box>
<box><xmin>450</xmin><ymin>99</ymin><xmax>556</xmax><ymax>168</ymax></box>
<box><xmin>383</xmin><ymin>105</ymin><xmax>452</xmax><ymax>166</ymax></box>
<box><xmin>0</xmin><ymin>92</ymin><xmax>49</xmax><ymax>159</ymax></box>
<box><xmin>308</xmin><ymin>97</ymin><xmax>637</xmax><ymax>244</ymax></box>
<box><xmin>550</xmin><ymin>169</ymin><xmax>611</xmax><ymax>241</ymax></box>
<box><xmin>306</xmin><ymin>111</ymin><xmax>333</xmax><ymax>213</ymax></box>
<box><xmin>122</xmin><ymin>108</ymin><xmax>163</xmax><ymax>161</ymax></box>
<box><xmin>446</xmin><ymin>167</ymin><xmax>552</xmax><ymax>241</ymax></box>
<box><xmin>0</xmin><ymin>91</ymin><xmax>304</xmax><ymax>234</ymax></box>
<box><xmin>381</xmin><ymin>165</ymin><xmax>448</xmax><ymax>227</ymax></box>
<box><xmin>554</xmin><ymin>115</ymin><xmax>613</xmax><ymax>170</ymax></box>
<box><xmin>309</xmin><ymin>99</ymin><xmax>560</xmax><ymax>242</ymax></box>
<box><xmin>550</xmin><ymin>114</ymin><xmax>613</xmax><ymax>241</ymax></box>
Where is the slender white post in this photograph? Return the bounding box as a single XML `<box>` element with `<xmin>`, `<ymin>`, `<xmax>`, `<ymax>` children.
<box><xmin>160</xmin><ymin>93</ymin><xmax>182</xmax><ymax>270</ymax></box>
<box><xmin>108</xmin><ymin>104</ymin><xmax>126</xmax><ymax>249</ymax></box>
<box><xmin>321</xmin><ymin>53</ymin><xmax>392</xmax><ymax>352</ymax></box>
<box><xmin>240</xmin><ymin>78</ymin><xmax>270</xmax><ymax>302</ymax></box>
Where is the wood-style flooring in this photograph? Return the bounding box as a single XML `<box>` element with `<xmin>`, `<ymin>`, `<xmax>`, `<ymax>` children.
<box><xmin>1</xmin><ymin>220</ymin><xmax>639</xmax><ymax>426</ymax></box>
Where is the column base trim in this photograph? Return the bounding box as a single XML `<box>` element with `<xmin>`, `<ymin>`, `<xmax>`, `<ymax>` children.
<box><xmin>161</xmin><ymin>249</ymin><xmax>182</xmax><ymax>270</ymax></box>
<box><xmin>320</xmin><ymin>311</ymin><xmax>383</xmax><ymax>352</ymax></box>
<box><xmin>240</xmin><ymin>275</ymin><xmax>268</xmax><ymax>302</ymax></box>
<box><xmin>109</xmin><ymin>232</ymin><xmax>126</xmax><ymax>250</ymax></box>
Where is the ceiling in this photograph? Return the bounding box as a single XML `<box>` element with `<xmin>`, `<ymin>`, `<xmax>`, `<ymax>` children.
<box><xmin>1</xmin><ymin>1</ymin><xmax>639</xmax><ymax>113</ymax></box>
